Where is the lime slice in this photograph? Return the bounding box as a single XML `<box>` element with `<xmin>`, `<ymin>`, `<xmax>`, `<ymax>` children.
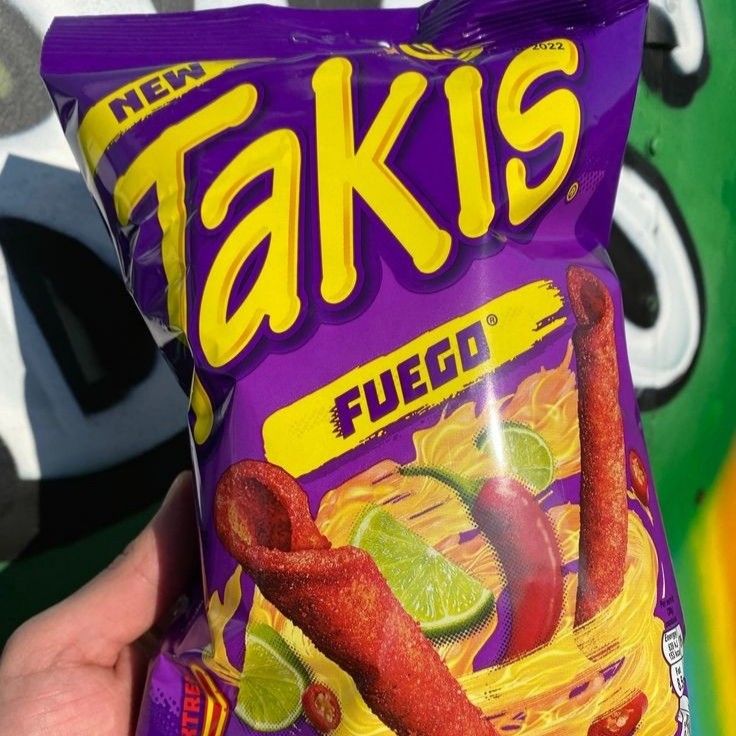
<box><xmin>352</xmin><ymin>507</ymin><xmax>494</xmax><ymax>639</ymax></box>
<box><xmin>476</xmin><ymin>422</ymin><xmax>555</xmax><ymax>492</ymax></box>
<box><xmin>236</xmin><ymin>623</ymin><xmax>308</xmax><ymax>732</ymax></box>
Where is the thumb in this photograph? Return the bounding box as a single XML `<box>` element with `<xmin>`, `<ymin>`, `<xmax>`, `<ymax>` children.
<box><xmin>8</xmin><ymin>471</ymin><xmax>199</xmax><ymax>671</ymax></box>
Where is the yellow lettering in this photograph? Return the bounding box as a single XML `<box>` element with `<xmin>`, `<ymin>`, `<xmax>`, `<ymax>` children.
<box><xmin>445</xmin><ymin>66</ymin><xmax>494</xmax><ymax>238</ymax></box>
<box><xmin>498</xmin><ymin>40</ymin><xmax>581</xmax><ymax>226</ymax></box>
<box><xmin>199</xmin><ymin>128</ymin><xmax>301</xmax><ymax>368</ymax></box>
<box><xmin>114</xmin><ymin>85</ymin><xmax>258</xmax><ymax>336</ymax></box>
<box><xmin>263</xmin><ymin>280</ymin><xmax>566</xmax><ymax>477</ymax></box>
<box><xmin>79</xmin><ymin>60</ymin><xmax>240</xmax><ymax>176</ymax></box>
<box><xmin>313</xmin><ymin>57</ymin><xmax>451</xmax><ymax>304</ymax></box>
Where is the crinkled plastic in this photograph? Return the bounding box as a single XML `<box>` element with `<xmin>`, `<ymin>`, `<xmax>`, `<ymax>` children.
<box><xmin>41</xmin><ymin>0</ymin><xmax>691</xmax><ymax>733</ymax></box>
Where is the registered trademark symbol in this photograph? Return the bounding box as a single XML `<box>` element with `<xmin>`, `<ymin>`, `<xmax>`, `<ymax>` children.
<box><xmin>566</xmin><ymin>181</ymin><xmax>579</xmax><ymax>202</ymax></box>
<box><xmin>486</xmin><ymin>314</ymin><xmax>498</xmax><ymax>326</ymax></box>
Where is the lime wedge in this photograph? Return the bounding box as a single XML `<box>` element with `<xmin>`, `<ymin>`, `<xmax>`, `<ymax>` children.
<box><xmin>236</xmin><ymin>623</ymin><xmax>308</xmax><ymax>732</ymax></box>
<box><xmin>476</xmin><ymin>422</ymin><xmax>555</xmax><ymax>492</ymax></box>
<box><xmin>351</xmin><ymin>507</ymin><xmax>494</xmax><ymax>639</ymax></box>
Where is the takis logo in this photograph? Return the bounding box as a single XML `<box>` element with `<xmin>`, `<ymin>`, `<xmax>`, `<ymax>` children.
<box><xmin>81</xmin><ymin>42</ymin><xmax>582</xmax><ymax>375</ymax></box>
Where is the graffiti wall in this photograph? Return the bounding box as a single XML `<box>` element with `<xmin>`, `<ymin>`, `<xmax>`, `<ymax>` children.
<box><xmin>0</xmin><ymin>1</ymin><xmax>733</xmax><ymax>733</ymax></box>
<box><xmin>628</xmin><ymin>0</ymin><xmax>736</xmax><ymax>731</ymax></box>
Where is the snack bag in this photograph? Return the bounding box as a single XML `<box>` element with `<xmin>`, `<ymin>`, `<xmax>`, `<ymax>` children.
<box><xmin>41</xmin><ymin>0</ymin><xmax>691</xmax><ymax>733</ymax></box>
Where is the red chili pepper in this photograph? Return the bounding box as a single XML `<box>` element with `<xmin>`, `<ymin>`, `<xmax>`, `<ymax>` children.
<box><xmin>588</xmin><ymin>692</ymin><xmax>648</xmax><ymax>736</ymax></box>
<box><xmin>628</xmin><ymin>449</ymin><xmax>649</xmax><ymax>506</ymax></box>
<box><xmin>401</xmin><ymin>466</ymin><xmax>563</xmax><ymax>661</ymax></box>
<box><xmin>303</xmin><ymin>683</ymin><xmax>342</xmax><ymax>732</ymax></box>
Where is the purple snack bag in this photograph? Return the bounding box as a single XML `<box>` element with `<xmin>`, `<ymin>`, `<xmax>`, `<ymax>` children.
<box><xmin>41</xmin><ymin>0</ymin><xmax>691</xmax><ymax>733</ymax></box>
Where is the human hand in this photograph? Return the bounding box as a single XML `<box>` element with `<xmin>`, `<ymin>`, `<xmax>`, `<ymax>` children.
<box><xmin>0</xmin><ymin>471</ymin><xmax>196</xmax><ymax>736</ymax></box>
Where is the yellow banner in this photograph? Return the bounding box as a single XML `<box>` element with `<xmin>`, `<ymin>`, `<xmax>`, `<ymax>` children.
<box><xmin>263</xmin><ymin>280</ymin><xmax>566</xmax><ymax>477</ymax></box>
<box><xmin>78</xmin><ymin>60</ymin><xmax>240</xmax><ymax>175</ymax></box>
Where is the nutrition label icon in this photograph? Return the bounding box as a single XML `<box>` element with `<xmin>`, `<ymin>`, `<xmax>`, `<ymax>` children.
<box><xmin>663</xmin><ymin>625</ymin><xmax>690</xmax><ymax>732</ymax></box>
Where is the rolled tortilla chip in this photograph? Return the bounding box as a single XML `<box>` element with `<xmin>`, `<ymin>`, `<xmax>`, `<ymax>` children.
<box><xmin>214</xmin><ymin>460</ymin><xmax>330</xmax><ymax>556</ymax></box>
<box><xmin>568</xmin><ymin>266</ymin><xmax>628</xmax><ymax>626</ymax></box>
<box><xmin>215</xmin><ymin>460</ymin><xmax>497</xmax><ymax>736</ymax></box>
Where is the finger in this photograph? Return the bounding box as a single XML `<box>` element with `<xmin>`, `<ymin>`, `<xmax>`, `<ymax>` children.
<box><xmin>76</xmin><ymin>470</ymin><xmax>198</xmax><ymax>662</ymax></box>
<box><xmin>114</xmin><ymin>641</ymin><xmax>151</xmax><ymax>734</ymax></box>
<box><xmin>8</xmin><ymin>471</ymin><xmax>198</xmax><ymax>671</ymax></box>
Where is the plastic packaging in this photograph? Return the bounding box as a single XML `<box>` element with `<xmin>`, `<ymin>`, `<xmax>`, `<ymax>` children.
<box><xmin>41</xmin><ymin>0</ymin><xmax>690</xmax><ymax>733</ymax></box>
